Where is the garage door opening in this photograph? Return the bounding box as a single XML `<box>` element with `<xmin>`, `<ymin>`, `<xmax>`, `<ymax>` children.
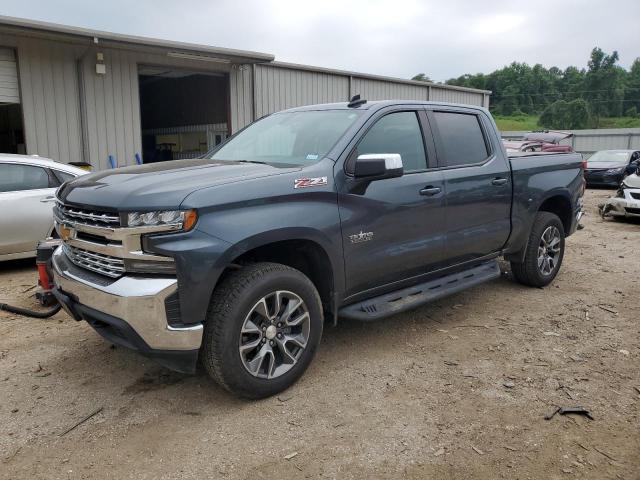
<box><xmin>138</xmin><ymin>66</ymin><xmax>229</xmax><ymax>163</ymax></box>
<box><xmin>0</xmin><ymin>47</ymin><xmax>25</xmax><ymax>154</ymax></box>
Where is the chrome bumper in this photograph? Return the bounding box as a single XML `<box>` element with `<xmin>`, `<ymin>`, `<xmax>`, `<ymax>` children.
<box><xmin>51</xmin><ymin>246</ymin><xmax>203</xmax><ymax>351</ymax></box>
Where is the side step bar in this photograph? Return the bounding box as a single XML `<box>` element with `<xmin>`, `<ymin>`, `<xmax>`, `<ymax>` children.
<box><xmin>339</xmin><ymin>260</ymin><xmax>501</xmax><ymax>321</ymax></box>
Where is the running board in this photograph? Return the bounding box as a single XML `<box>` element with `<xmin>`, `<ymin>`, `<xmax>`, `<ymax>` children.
<box><xmin>339</xmin><ymin>260</ymin><xmax>501</xmax><ymax>321</ymax></box>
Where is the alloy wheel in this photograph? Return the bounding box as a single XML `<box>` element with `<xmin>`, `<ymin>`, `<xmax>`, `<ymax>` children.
<box><xmin>239</xmin><ymin>290</ymin><xmax>310</xmax><ymax>379</ymax></box>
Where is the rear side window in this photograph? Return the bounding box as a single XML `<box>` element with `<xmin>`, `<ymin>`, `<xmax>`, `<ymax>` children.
<box><xmin>432</xmin><ymin>112</ymin><xmax>489</xmax><ymax>167</ymax></box>
<box><xmin>0</xmin><ymin>163</ymin><xmax>50</xmax><ymax>192</ymax></box>
<box><xmin>356</xmin><ymin>111</ymin><xmax>427</xmax><ymax>172</ymax></box>
<box><xmin>52</xmin><ymin>170</ymin><xmax>75</xmax><ymax>183</ymax></box>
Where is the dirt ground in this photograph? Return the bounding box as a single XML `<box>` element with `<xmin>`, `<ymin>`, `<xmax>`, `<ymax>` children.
<box><xmin>1</xmin><ymin>189</ymin><xmax>638</xmax><ymax>480</ymax></box>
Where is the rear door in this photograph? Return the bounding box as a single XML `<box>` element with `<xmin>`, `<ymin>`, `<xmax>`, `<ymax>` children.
<box><xmin>427</xmin><ymin>108</ymin><xmax>511</xmax><ymax>265</ymax></box>
<box><xmin>338</xmin><ymin>108</ymin><xmax>446</xmax><ymax>298</ymax></box>
<box><xmin>0</xmin><ymin>162</ymin><xmax>58</xmax><ymax>255</ymax></box>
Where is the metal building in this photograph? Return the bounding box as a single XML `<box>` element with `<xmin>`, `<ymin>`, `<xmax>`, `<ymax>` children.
<box><xmin>0</xmin><ymin>15</ymin><xmax>491</xmax><ymax>170</ymax></box>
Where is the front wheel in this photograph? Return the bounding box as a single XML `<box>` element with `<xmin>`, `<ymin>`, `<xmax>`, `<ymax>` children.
<box><xmin>510</xmin><ymin>212</ymin><xmax>565</xmax><ymax>287</ymax></box>
<box><xmin>201</xmin><ymin>262</ymin><xmax>323</xmax><ymax>399</ymax></box>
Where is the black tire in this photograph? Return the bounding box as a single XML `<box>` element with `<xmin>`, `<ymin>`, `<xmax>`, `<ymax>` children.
<box><xmin>510</xmin><ymin>212</ymin><xmax>565</xmax><ymax>287</ymax></box>
<box><xmin>201</xmin><ymin>262</ymin><xmax>323</xmax><ymax>399</ymax></box>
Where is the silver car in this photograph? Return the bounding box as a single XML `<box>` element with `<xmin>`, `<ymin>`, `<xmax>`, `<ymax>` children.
<box><xmin>0</xmin><ymin>155</ymin><xmax>88</xmax><ymax>261</ymax></box>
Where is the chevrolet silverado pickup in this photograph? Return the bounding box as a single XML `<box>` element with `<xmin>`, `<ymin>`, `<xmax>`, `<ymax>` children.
<box><xmin>51</xmin><ymin>99</ymin><xmax>584</xmax><ymax>398</ymax></box>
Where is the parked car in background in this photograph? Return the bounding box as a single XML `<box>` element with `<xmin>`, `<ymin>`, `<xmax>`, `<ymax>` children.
<box><xmin>0</xmin><ymin>155</ymin><xmax>87</xmax><ymax>261</ymax></box>
<box><xmin>503</xmin><ymin>131</ymin><xmax>574</xmax><ymax>153</ymax></box>
<box><xmin>583</xmin><ymin>150</ymin><xmax>640</xmax><ymax>187</ymax></box>
<box><xmin>598</xmin><ymin>166</ymin><xmax>640</xmax><ymax>219</ymax></box>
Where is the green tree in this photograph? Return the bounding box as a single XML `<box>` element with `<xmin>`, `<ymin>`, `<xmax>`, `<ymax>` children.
<box><xmin>625</xmin><ymin>58</ymin><xmax>640</xmax><ymax>114</ymax></box>
<box><xmin>538</xmin><ymin>99</ymin><xmax>590</xmax><ymax>129</ymax></box>
<box><xmin>411</xmin><ymin>73</ymin><xmax>432</xmax><ymax>82</ymax></box>
<box><xmin>584</xmin><ymin>47</ymin><xmax>624</xmax><ymax>126</ymax></box>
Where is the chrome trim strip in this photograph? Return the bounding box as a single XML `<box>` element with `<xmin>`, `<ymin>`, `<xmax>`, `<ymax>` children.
<box><xmin>52</xmin><ymin>247</ymin><xmax>202</xmax><ymax>351</ymax></box>
<box><xmin>65</xmin><ymin>237</ymin><xmax>174</xmax><ymax>263</ymax></box>
<box><xmin>54</xmin><ymin>213</ymin><xmax>182</xmax><ymax>241</ymax></box>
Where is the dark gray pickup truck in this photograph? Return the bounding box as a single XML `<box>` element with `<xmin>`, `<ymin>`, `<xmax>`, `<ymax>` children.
<box><xmin>51</xmin><ymin>99</ymin><xmax>584</xmax><ymax>398</ymax></box>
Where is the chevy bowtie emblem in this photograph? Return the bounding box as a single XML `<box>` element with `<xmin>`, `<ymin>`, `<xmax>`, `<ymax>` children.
<box><xmin>59</xmin><ymin>224</ymin><xmax>73</xmax><ymax>241</ymax></box>
<box><xmin>349</xmin><ymin>231</ymin><xmax>374</xmax><ymax>244</ymax></box>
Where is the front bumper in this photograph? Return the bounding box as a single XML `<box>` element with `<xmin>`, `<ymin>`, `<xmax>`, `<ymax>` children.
<box><xmin>599</xmin><ymin>189</ymin><xmax>640</xmax><ymax>218</ymax></box>
<box><xmin>51</xmin><ymin>246</ymin><xmax>203</xmax><ymax>373</ymax></box>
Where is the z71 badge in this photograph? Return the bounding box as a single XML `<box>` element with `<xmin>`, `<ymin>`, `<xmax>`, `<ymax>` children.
<box><xmin>294</xmin><ymin>176</ymin><xmax>328</xmax><ymax>189</ymax></box>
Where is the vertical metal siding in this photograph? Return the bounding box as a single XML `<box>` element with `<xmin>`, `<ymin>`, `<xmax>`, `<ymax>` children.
<box><xmin>352</xmin><ymin>77</ymin><xmax>429</xmax><ymax>101</ymax></box>
<box><xmin>0</xmin><ymin>47</ymin><xmax>19</xmax><ymax>103</ymax></box>
<box><xmin>229</xmin><ymin>65</ymin><xmax>252</xmax><ymax>133</ymax></box>
<box><xmin>254</xmin><ymin>65</ymin><xmax>349</xmax><ymax>118</ymax></box>
<box><xmin>79</xmin><ymin>49</ymin><xmax>142</xmax><ymax>169</ymax></box>
<box><xmin>429</xmin><ymin>86</ymin><xmax>484</xmax><ymax>106</ymax></box>
<box><xmin>15</xmin><ymin>37</ymin><xmax>83</xmax><ymax>162</ymax></box>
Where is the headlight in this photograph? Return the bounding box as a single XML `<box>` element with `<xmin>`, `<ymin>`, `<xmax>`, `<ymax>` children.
<box><xmin>126</xmin><ymin>210</ymin><xmax>197</xmax><ymax>231</ymax></box>
<box><xmin>605</xmin><ymin>167</ymin><xmax>624</xmax><ymax>174</ymax></box>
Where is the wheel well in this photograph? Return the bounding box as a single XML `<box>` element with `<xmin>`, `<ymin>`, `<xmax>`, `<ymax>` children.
<box><xmin>539</xmin><ymin>195</ymin><xmax>572</xmax><ymax>234</ymax></box>
<box><xmin>223</xmin><ymin>240</ymin><xmax>334</xmax><ymax>318</ymax></box>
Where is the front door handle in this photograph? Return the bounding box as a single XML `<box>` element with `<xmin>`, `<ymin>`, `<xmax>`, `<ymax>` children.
<box><xmin>419</xmin><ymin>186</ymin><xmax>442</xmax><ymax>196</ymax></box>
<box><xmin>491</xmin><ymin>178</ymin><xmax>508</xmax><ymax>186</ymax></box>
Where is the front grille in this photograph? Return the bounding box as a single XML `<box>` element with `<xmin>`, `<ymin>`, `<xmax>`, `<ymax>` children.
<box><xmin>625</xmin><ymin>207</ymin><xmax>640</xmax><ymax>215</ymax></box>
<box><xmin>64</xmin><ymin>244</ymin><xmax>125</xmax><ymax>278</ymax></box>
<box><xmin>630</xmin><ymin>192</ymin><xmax>640</xmax><ymax>200</ymax></box>
<box><xmin>56</xmin><ymin>202</ymin><xmax>120</xmax><ymax>227</ymax></box>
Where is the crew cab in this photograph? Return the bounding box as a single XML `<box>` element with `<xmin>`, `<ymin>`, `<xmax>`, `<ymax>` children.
<box><xmin>51</xmin><ymin>99</ymin><xmax>584</xmax><ymax>398</ymax></box>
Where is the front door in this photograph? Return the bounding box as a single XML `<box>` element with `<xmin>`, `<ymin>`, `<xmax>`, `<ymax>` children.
<box><xmin>337</xmin><ymin>109</ymin><xmax>446</xmax><ymax>298</ymax></box>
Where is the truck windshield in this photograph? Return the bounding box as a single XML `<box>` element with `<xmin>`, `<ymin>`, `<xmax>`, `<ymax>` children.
<box><xmin>209</xmin><ymin>110</ymin><xmax>362</xmax><ymax>166</ymax></box>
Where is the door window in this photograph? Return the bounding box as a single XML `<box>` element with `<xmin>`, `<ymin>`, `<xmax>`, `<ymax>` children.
<box><xmin>432</xmin><ymin>112</ymin><xmax>489</xmax><ymax>167</ymax></box>
<box><xmin>357</xmin><ymin>112</ymin><xmax>427</xmax><ymax>172</ymax></box>
<box><xmin>0</xmin><ymin>163</ymin><xmax>50</xmax><ymax>192</ymax></box>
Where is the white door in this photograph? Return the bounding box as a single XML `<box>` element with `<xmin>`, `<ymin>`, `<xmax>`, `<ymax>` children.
<box><xmin>0</xmin><ymin>163</ymin><xmax>56</xmax><ymax>256</ymax></box>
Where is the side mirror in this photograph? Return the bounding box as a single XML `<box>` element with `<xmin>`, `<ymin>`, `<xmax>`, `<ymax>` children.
<box><xmin>353</xmin><ymin>154</ymin><xmax>403</xmax><ymax>179</ymax></box>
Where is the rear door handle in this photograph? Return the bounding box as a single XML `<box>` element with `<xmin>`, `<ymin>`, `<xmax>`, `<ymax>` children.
<box><xmin>491</xmin><ymin>178</ymin><xmax>508</xmax><ymax>186</ymax></box>
<box><xmin>40</xmin><ymin>196</ymin><xmax>56</xmax><ymax>203</ymax></box>
<box><xmin>419</xmin><ymin>186</ymin><xmax>442</xmax><ymax>196</ymax></box>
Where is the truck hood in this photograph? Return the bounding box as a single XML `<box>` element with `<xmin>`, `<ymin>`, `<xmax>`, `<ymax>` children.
<box><xmin>58</xmin><ymin>159</ymin><xmax>300</xmax><ymax>210</ymax></box>
<box><xmin>586</xmin><ymin>160</ymin><xmax>627</xmax><ymax>169</ymax></box>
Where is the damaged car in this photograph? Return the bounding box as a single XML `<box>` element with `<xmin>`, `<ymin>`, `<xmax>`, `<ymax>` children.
<box><xmin>599</xmin><ymin>167</ymin><xmax>640</xmax><ymax>219</ymax></box>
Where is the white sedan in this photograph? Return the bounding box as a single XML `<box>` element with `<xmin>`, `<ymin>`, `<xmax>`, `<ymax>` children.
<box><xmin>0</xmin><ymin>155</ymin><xmax>88</xmax><ymax>261</ymax></box>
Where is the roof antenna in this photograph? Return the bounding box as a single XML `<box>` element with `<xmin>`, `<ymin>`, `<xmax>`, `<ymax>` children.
<box><xmin>348</xmin><ymin>94</ymin><xmax>367</xmax><ymax>108</ymax></box>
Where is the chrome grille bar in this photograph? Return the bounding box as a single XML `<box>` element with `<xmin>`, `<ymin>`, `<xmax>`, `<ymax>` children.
<box><xmin>56</xmin><ymin>202</ymin><xmax>120</xmax><ymax>227</ymax></box>
<box><xmin>64</xmin><ymin>244</ymin><xmax>125</xmax><ymax>279</ymax></box>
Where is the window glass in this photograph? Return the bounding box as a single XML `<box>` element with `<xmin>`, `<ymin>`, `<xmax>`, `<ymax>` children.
<box><xmin>53</xmin><ymin>170</ymin><xmax>75</xmax><ymax>183</ymax></box>
<box><xmin>210</xmin><ymin>110</ymin><xmax>362</xmax><ymax>167</ymax></box>
<box><xmin>357</xmin><ymin>112</ymin><xmax>427</xmax><ymax>172</ymax></box>
<box><xmin>0</xmin><ymin>163</ymin><xmax>50</xmax><ymax>192</ymax></box>
<box><xmin>433</xmin><ymin>112</ymin><xmax>489</xmax><ymax>166</ymax></box>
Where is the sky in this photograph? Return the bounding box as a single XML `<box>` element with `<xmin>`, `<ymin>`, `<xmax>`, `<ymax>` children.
<box><xmin>1</xmin><ymin>0</ymin><xmax>639</xmax><ymax>82</ymax></box>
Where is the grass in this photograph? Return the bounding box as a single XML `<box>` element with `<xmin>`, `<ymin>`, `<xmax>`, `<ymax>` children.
<box><xmin>493</xmin><ymin>114</ymin><xmax>640</xmax><ymax>131</ymax></box>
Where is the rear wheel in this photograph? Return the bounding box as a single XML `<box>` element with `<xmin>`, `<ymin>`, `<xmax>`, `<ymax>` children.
<box><xmin>201</xmin><ymin>262</ymin><xmax>323</xmax><ymax>399</ymax></box>
<box><xmin>510</xmin><ymin>212</ymin><xmax>565</xmax><ymax>287</ymax></box>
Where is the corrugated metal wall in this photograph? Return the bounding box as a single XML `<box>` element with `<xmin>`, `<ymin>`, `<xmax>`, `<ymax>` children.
<box><xmin>78</xmin><ymin>48</ymin><xmax>142</xmax><ymax>170</ymax></box>
<box><xmin>14</xmin><ymin>37</ymin><xmax>84</xmax><ymax>163</ymax></box>
<box><xmin>0</xmin><ymin>46</ymin><xmax>19</xmax><ymax>103</ymax></box>
<box><xmin>254</xmin><ymin>64</ymin><xmax>349</xmax><ymax>118</ymax></box>
<box><xmin>229</xmin><ymin>65</ymin><xmax>252</xmax><ymax>133</ymax></box>
<box><xmin>242</xmin><ymin>64</ymin><xmax>489</xmax><ymax>131</ymax></box>
<box><xmin>502</xmin><ymin>128</ymin><xmax>640</xmax><ymax>155</ymax></box>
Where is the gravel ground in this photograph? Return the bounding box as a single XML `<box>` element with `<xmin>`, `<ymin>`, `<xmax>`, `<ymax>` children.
<box><xmin>1</xmin><ymin>189</ymin><xmax>638</xmax><ymax>479</ymax></box>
